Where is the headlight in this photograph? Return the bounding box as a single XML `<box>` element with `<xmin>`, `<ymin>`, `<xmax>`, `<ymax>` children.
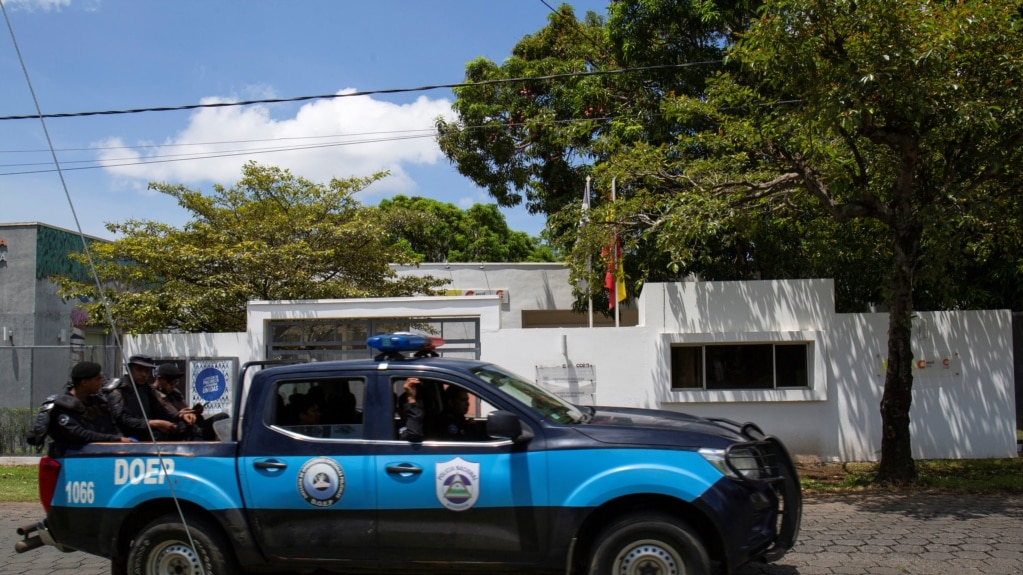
<box><xmin>699</xmin><ymin>446</ymin><xmax>763</xmax><ymax>480</ymax></box>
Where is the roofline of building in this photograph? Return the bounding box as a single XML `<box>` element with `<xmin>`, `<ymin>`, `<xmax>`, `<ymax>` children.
<box><xmin>0</xmin><ymin>221</ymin><xmax>109</xmax><ymax>243</ymax></box>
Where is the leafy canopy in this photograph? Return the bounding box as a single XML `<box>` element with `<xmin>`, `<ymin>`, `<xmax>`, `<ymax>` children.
<box><xmin>378</xmin><ymin>195</ymin><xmax>555</xmax><ymax>263</ymax></box>
<box><xmin>56</xmin><ymin>162</ymin><xmax>449</xmax><ymax>333</ymax></box>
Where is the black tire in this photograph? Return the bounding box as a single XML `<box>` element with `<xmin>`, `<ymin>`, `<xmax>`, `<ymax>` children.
<box><xmin>588</xmin><ymin>513</ymin><xmax>710</xmax><ymax>575</ymax></box>
<box><xmin>126</xmin><ymin>513</ymin><xmax>235</xmax><ymax>575</ymax></box>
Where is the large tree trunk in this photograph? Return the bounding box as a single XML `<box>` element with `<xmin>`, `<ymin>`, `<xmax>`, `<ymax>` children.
<box><xmin>876</xmin><ymin>216</ymin><xmax>922</xmax><ymax>484</ymax></box>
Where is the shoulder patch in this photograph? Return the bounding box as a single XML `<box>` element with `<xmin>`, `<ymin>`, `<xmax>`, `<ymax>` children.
<box><xmin>57</xmin><ymin>414</ymin><xmax>71</xmax><ymax>426</ymax></box>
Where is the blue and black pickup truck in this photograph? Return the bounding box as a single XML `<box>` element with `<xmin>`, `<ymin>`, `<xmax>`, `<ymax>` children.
<box><xmin>16</xmin><ymin>333</ymin><xmax>800</xmax><ymax>575</ymax></box>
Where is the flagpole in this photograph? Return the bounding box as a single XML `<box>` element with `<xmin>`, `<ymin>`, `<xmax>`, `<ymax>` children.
<box><xmin>612</xmin><ymin>178</ymin><xmax>620</xmax><ymax>328</ymax></box>
<box><xmin>584</xmin><ymin>176</ymin><xmax>593</xmax><ymax>328</ymax></box>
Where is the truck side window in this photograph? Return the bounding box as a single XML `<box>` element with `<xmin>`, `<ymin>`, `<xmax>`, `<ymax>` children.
<box><xmin>429</xmin><ymin>383</ymin><xmax>494</xmax><ymax>442</ymax></box>
<box><xmin>273</xmin><ymin>378</ymin><xmax>365</xmax><ymax>439</ymax></box>
<box><xmin>390</xmin><ymin>378</ymin><xmax>494</xmax><ymax>442</ymax></box>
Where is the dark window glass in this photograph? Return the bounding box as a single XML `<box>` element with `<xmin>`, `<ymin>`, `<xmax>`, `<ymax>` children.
<box><xmin>272</xmin><ymin>378</ymin><xmax>365</xmax><ymax>439</ymax></box>
<box><xmin>775</xmin><ymin>344</ymin><xmax>808</xmax><ymax>388</ymax></box>
<box><xmin>670</xmin><ymin>343</ymin><xmax>810</xmax><ymax>391</ymax></box>
<box><xmin>670</xmin><ymin>347</ymin><xmax>703</xmax><ymax>389</ymax></box>
<box><xmin>705</xmin><ymin>345</ymin><xmax>773</xmax><ymax>390</ymax></box>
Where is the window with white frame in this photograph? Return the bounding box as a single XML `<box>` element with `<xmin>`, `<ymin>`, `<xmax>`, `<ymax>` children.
<box><xmin>671</xmin><ymin>343</ymin><xmax>810</xmax><ymax>390</ymax></box>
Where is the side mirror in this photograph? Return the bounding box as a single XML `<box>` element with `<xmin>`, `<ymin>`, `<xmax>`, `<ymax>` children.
<box><xmin>486</xmin><ymin>411</ymin><xmax>534</xmax><ymax>443</ymax></box>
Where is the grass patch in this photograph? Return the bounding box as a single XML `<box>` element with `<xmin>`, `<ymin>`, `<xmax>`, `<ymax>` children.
<box><xmin>799</xmin><ymin>458</ymin><xmax>1023</xmax><ymax>493</ymax></box>
<box><xmin>0</xmin><ymin>465</ymin><xmax>38</xmax><ymax>502</ymax></box>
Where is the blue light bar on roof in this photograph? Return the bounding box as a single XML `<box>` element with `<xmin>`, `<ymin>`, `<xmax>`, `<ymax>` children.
<box><xmin>366</xmin><ymin>332</ymin><xmax>444</xmax><ymax>353</ymax></box>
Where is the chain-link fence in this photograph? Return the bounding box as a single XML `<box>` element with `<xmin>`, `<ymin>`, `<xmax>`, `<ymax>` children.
<box><xmin>0</xmin><ymin>345</ymin><xmax>118</xmax><ymax>410</ymax></box>
<box><xmin>0</xmin><ymin>345</ymin><xmax>118</xmax><ymax>454</ymax></box>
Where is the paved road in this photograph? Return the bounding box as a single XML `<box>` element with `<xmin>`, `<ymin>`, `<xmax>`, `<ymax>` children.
<box><xmin>4</xmin><ymin>492</ymin><xmax>1023</xmax><ymax>574</ymax></box>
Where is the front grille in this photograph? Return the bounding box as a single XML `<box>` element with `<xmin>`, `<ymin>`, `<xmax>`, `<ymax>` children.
<box><xmin>725</xmin><ymin>440</ymin><xmax>787</xmax><ymax>483</ymax></box>
<box><xmin>709</xmin><ymin>417</ymin><xmax>803</xmax><ymax>561</ymax></box>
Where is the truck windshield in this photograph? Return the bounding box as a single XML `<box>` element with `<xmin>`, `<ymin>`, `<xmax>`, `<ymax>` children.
<box><xmin>470</xmin><ymin>364</ymin><xmax>585</xmax><ymax>424</ymax></box>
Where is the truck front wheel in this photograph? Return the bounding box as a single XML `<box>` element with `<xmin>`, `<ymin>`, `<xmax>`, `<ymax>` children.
<box><xmin>588</xmin><ymin>513</ymin><xmax>710</xmax><ymax>575</ymax></box>
<box><xmin>127</xmin><ymin>513</ymin><xmax>234</xmax><ymax>575</ymax></box>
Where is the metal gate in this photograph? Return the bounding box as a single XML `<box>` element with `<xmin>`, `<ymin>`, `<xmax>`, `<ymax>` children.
<box><xmin>266</xmin><ymin>317</ymin><xmax>481</xmax><ymax>362</ymax></box>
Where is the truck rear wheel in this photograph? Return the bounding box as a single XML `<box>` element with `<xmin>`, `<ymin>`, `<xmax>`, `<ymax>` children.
<box><xmin>588</xmin><ymin>513</ymin><xmax>710</xmax><ymax>575</ymax></box>
<box><xmin>127</xmin><ymin>513</ymin><xmax>234</xmax><ymax>575</ymax></box>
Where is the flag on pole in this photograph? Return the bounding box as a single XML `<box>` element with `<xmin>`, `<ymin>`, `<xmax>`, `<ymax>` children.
<box><xmin>604</xmin><ymin>179</ymin><xmax>626</xmax><ymax>309</ymax></box>
<box><xmin>603</xmin><ymin>240</ymin><xmax>627</xmax><ymax>309</ymax></box>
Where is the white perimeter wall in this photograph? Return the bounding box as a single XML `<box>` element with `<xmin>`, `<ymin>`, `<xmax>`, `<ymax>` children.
<box><xmin>125</xmin><ymin>278</ymin><xmax>1017</xmax><ymax>461</ymax></box>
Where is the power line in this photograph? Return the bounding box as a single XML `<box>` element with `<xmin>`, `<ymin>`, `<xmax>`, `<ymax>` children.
<box><xmin>0</xmin><ymin>127</ymin><xmax>439</xmax><ymax>154</ymax></box>
<box><xmin>0</xmin><ymin>114</ymin><xmax>622</xmax><ymax>176</ymax></box>
<box><xmin>0</xmin><ymin>133</ymin><xmax>438</xmax><ymax>176</ymax></box>
<box><xmin>0</xmin><ymin>62</ymin><xmax>721</xmax><ymax>122</ymax></box>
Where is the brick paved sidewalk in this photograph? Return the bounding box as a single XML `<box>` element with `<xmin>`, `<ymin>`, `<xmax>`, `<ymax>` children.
<box><xmin>736</xmin><ymin>492</ymin><xmax>1023</xmax><ymax>575</ymax></box>
<box><xmin>4</xmin><ymin>492</ymin><xmax>1023</xmax><ymax>575</ymax></box>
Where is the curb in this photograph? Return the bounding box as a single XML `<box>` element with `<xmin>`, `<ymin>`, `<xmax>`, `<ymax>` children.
<box><xmin>0</xmin><ymin>456</ymin><xmax>40</xmax><ymax>465</ymax></box>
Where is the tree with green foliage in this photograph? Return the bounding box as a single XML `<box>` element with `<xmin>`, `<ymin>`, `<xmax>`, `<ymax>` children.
<box><xmin>378</xmin><ymin>195</ymin><xmax>555</xmax><ymax>263</ymax></box>
<box><xmin>612</xmin><ymin>0</ymin><xmax>1023</xmax><ymax>482</ymax></box>
<box><xmin>440</xmin><ymin>0</ymin><xmax>1023</xmax><ymax>483</ymax></box>
<box><xmin>56</xmin><ymin>162</ymin><xmax>449</xmax><ymax>333</ymax></box>
<box><xmin>439</xmin><ymin>1</ymin><xmax>893</xmax><ymax>311</ymax></box>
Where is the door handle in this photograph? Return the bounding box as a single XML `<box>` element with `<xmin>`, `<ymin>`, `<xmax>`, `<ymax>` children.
<box><xmin>386</xmin><ymin>464</ymin><xmax>422</xmax><ymax>474</ymax></box>
<box><xmin>254</xmin><ymin>460</ymin><xmax>288</xmax><ymax>470</ymax></box>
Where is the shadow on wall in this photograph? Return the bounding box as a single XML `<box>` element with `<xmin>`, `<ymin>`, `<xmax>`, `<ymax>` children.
<box><xmin>833</xmin><ymin>311</ymin><xmax>1015</xmax><ymax>460</ymax></box>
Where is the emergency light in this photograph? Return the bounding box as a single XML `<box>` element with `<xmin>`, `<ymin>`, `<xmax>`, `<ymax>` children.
<box><xmin>366</xmin><ymin>332</ymin><xmax>444</xmax><ymax>353</ymax></box>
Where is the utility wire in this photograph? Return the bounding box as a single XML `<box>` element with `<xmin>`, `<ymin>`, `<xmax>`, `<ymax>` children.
<box><xmin>1</xmin><ymin>3</ymin><xmax>207</xmax><ymax>570</ymax></box>
<box><xmin>0</xmin><ymin>127</ymin><xmax>439</xmax><ymax>154</ymax></box>
<box><xmin>0</xmin><ymin>114</ymin><xmax>620</xmax><ymax>176</ymax></box>
<box><xmin>0</xmin><ymin>62</ymin><xmax>721</xmax><ymax>122</ymax></box>
<box><xmin>0</xmin><ymin>133</ymin><xmax>437</xmax><ymax>175</ymax></box>
<box><xmin>539</xmin><ymin>0</ymin><xmax>613</xmax><ymax>67</ymax></box>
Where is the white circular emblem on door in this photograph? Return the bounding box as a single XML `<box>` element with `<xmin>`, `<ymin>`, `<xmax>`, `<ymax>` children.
<box><xmin>297</xmin><ymin>457</ymin><xmax>345</xmax><ymax>508</ymax></box>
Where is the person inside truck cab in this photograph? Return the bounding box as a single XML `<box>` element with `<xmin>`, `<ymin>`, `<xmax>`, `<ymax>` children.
<box><xmin>396</xmin><ymin>377</ymin><xmax>425</xmax><ymax>441</ymax></box>
<box><xmin>49</xmin><ymin>361</ymin><xmax>136</xmax><ymax>446</ymax></box>
<box><xmin>291</xmin><ymin>393</ymin><xmax>322</xmax><ymax>426</ymax></box>
<box><xmin>432</xmin><ymin>385</ymin><xmax>486</xmax><ymax>441</ymax></box>
<box><xmin>106</xmin><ymin>355</ymin><xmax>196</xmax><ymax>441</ymax></box>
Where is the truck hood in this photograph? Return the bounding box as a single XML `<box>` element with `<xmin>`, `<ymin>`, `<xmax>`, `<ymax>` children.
<box><xmin>571</xmin><ymin>405</ymin><xmax>749</xmax><ymax>448</ymax></box>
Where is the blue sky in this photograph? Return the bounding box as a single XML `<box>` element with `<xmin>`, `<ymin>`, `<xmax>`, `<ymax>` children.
<box><xmin>0</xmin><ymin>0</ymin><xmax>609</xmax><ymax>240</ymax></box>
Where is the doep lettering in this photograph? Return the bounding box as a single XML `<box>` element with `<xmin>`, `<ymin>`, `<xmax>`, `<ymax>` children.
<box><xmin>114</xmin><ymin>458</ymin><xmax>175</xmax><ymax>485</ymax></box>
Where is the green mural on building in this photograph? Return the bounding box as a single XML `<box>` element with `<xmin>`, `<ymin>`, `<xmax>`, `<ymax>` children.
<box><xmin>36</xmin><ymin>225</ymin><xmax>98</xmax><ymax>281</ymax></box>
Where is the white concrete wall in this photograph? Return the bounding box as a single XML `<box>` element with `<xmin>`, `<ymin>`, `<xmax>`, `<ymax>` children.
<box><xmin>128</xmin><ymin>332</ymin><xmax>256</xmax><ymax>366</ymax></box>
<box><xmin>127</xmin><ymin>296</ymin><xmax>503</xmax><ymax>363</ymax></box>
<box><xmin>124</xmin><ymin>277</ymin><xmax>1017</xmax><ymax>462</ymax></box>
<box><xmin>826</xmin><ymin>310</ymin><xmax>1017</xmax><ymax>461</ymax></box>
<box><xmin>482</xmin><ymin>280</ymin><xmax>1016</xmax><ymax>460</ymax></box>
<box><xmin>392</xmin><ymin>263</ymin><xmax>575</xmax><ymax>329</ymax></box>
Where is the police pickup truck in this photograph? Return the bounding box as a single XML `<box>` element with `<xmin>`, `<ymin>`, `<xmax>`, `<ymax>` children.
<box><xmin>16</xmin><ymin>333</ymin><xmax>801</xmax><ymax>575</ymax></box>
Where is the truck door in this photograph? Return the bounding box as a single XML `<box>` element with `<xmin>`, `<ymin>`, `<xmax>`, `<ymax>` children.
<box><xmin>237</xmin><ymin>372</ymin><xmax>378</xmax><ymax>562</ymax></box>
<box><xmin>374</xmin><ymin>372</ymin><xmax>551</xmax><ymax>564</ymax></box>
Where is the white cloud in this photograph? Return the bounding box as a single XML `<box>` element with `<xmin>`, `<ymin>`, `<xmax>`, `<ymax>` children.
<box><xmin>96</xmin><ymin>90</ymin><xmax>456</xmax><ymax>197</ymax></box>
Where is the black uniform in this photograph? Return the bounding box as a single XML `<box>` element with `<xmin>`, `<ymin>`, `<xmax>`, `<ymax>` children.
<box><xmin>433</xmin><ymin>411</ymin><xmax>484</xmax><ymax>440</ymax></box>
<box><xmin>48</xmin><ymin>392</ymin><xmax>124</xmax><ymax>445</ymax></box>
<box><xmin>398</xmin><ymin>401</ymin><xmax>424</xmax><ymax>441</ymax></box>
<box><xmin>155</xmin><ymin>387</ymin><xmax>214</xmax><ymax>440</ymax></box>
<box><xmin>106</xmin><ymin>378</ymin><xmax>181</xmax><ymax>440</ymax></box>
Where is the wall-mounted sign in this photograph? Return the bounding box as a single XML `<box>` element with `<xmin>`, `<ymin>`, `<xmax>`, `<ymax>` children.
<box><xmin>536</xmin><ymin>363</ymin><xmax>596</xmax><ymax>405</ymax></box>
<box><xmin>188</xmin><ymin>358</ymin><xmax>238</xmax><ymax>417</ymax></box>
<box><xmin>442</xmin><ymin>288</ymin><xmax>509</xmax><ymax>304</ymax></box>
<box><xmin>876</xmin><ymin>352</ymin><xmax>961</xmax><ymax>379</ymax></box>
